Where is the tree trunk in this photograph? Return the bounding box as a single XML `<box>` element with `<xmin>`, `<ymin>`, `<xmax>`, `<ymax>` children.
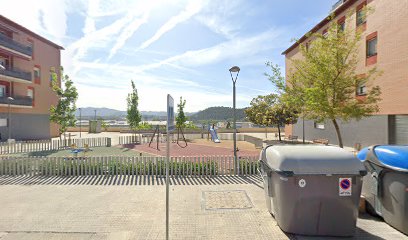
<box><xmin>277</xmin><ymin>125</ymin><xmax>282</xmax><ymax>141</ymax></box>
<box><xmin>332</xmin><ymin>119</ymin><xmax>343</xmax><ymax>148</ymax></box>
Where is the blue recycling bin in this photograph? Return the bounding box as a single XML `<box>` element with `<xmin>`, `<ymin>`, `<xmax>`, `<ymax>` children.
<box><xmin>357</xmin><ymin>145</ymin><xmax>408</xmax><ymax>235</ymax></box>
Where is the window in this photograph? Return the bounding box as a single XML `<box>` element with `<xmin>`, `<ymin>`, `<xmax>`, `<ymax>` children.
<box><xmin>339</xmin><ymin>21</ymin><xmax>345</xmax><ymax>32</ymax></box>
<box><xmin>0</xmin><ymin>85</ymin><xmax>6</xmax><ymax>97</ymax></box>
<box><xmin>356</xmin><ymin>2</ymin><xmax>367</xmax><ymax>26</ymax></box>
<box><xmin>322</xmin><ymin>29</ymin><xmax>328</xmax><ymax>38</ymax></box>
<box><xmin>0</xmin><ymin>56</ymin><xmax>9</xmax><ymax>69</ymax></box>
<box><xmin>27</xmin><ymin>87</ymin><xmax>35</xmax><ymax>107</ymax></box>
<box><xmin>367</xmin><ymin>37</ymin><xmax>377</xmax><ymax>57</ymax></box>
<box><xmin>338</xmin><ymin>16</ymin><xmax>346</xmax><ymax>32</ymax></box>
<box><xmin>314</xmin><ymin>122</ymin><xmax>325</xmax><ymax>129</ymax></box>
<box><xmin>27</xmin><ymin>38</ymin><xmax>34</xmax><ymax>59</ymax></box>
<box><xmin>27</xmin><ymin>88</ymin><xmax>34</xmax><ymax>98</ymax></box>
<box><xmin>356</xmin><ymin>84</ymin><xmax>367</xmax><ymax>96</ymax></box>
<box><xmin>34</xmin><ymin>66</ymin><xmax>41</xmax><ymax>84</ymax></box>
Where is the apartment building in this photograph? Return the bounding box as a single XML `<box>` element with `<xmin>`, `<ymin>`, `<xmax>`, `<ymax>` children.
<box><xmin>283</xmin><ymin>0</ymin><xmax>408</xmax><ymax>147</ymax></box>
<box><xmin>0</xmin><ymin>15</ymin><xmax>63</xmax><ymax>141</ymax></box>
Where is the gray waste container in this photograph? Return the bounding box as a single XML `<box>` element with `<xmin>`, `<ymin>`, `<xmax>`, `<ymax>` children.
<box><xmin>259</xmin><ymin>145</ymin><xmax>366</xmax><ymax>236</ymax></box>
<box><xmin>357</xmin><ymin>145</ymin><xmax>408</xmax><ymax>235</ymax></box>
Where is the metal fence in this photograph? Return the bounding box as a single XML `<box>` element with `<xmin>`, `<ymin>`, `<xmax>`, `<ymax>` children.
<box><xmin>0</xmin><ymin>155</ymin><xmax>259</xmax><ymax>177</ymax></box>
<box><xmin>0</xmin><ymin>137</ymin><xmax>111</xmax><ymax>154</ymax></box>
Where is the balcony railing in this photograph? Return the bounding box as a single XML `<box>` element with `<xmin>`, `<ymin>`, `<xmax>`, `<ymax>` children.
<box><xmin>0</xmin><ymin>66</ymin><xmax>32</xmax><ymax>82</ymax></box>
<box><xmin>0</xmin><ymin>33</ymin><xmax>33</xmax><ymax>57</ymax></box>
<box><xmin>331</xmin><ymin>0</ymin><xmax>346</xmax><ymax>12</ymax></box>
<box><xmin>0</xmin><ymin>95</ymin><xmax>33</xmax><ymax>107</ymax></box>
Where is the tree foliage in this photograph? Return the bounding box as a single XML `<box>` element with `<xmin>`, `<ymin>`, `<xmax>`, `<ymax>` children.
<box><xmin>176</xmin><ymin>96</ymin><xmax>187</xmax><ymax>128</ymax></box>
<box><xmin>50</xmin><ymin>67</ymin><xmax>78</xmax><ymax>140</ymax></box>
<box><xmin>245</xmin><ymin>94</ymin><xmax>298</xmax><ymax>141</ymax></box>
<box><xmin>126</xmin><ymin>80</ymin><xmax>142</xmax><ymax>130</ymax></box>
<box><xmin>269</xmin><ymin>11</ymin><xmax>381</xmax><ymax>147</ymax></box>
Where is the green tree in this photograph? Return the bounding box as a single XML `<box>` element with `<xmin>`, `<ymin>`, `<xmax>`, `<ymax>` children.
<box><xmin>176</xmin><ymin>96</ymin><xmax>187</xmax><ymax>129</ymax></box>
<box><xmin>97</xmin><ymin>117</ymin><xmax>108</xmax><ymax>131</ymax></box>
<box><xmin>268</xmin><ymin>12</ymin><xmax>381</xmax><ymax>148</ymax></box>
<box><xmin>126</xmin><ymin>80</ymin><xmax>142</xmax><ymax>131</ymax></box>
<box><xmin>245</xmin><ymin>94</ymin><xmax>298</xmax><ymax>141</ymax></box>
<box><xmin>50</xmin><ymin>67</ymin><xmax>78</xmax><ymax>142</ymax></box>
<box><xmin>138</xmin><ymin>121</ymin><xmax>153</xmax><ymax>130</ymax></box>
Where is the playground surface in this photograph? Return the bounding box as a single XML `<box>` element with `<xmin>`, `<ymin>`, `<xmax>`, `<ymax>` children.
<box><xmin>7</xmin><ymin>146</ymin><xmax>152</xmax><ymax>157</ymax></box>
<box><xmin>121</xmin><ymin>139</ymin><xmax>260</xmax><ymax>157</ymax></box>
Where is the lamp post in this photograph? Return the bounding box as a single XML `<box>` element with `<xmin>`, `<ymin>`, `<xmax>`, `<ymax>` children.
<box><xmin>229</xmin><ymin>66</ymin><xmax>240</xmax><ymax>175</ymax></box>
<box><xmin>94</xmin><ymin>109</ymin><xmax>97</xmax><ymax>120</ymax></box>
<box><xmin>7</xmin><ymin>97</ymin><xmax>14</xmax><ymax>141</ymax></box>
<box><xmin>79</xmin><ymin>108</ymin><xmax>82</xmax><ymax>138</ymax></box>
<box><xmin>302</xmin><ymin>117</ymin><xmax>305</xmax><ymax>144</ymax></box>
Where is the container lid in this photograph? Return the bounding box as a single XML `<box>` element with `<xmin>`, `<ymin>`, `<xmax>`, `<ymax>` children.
<box><xmin>262</xmin><ymin>145</ymin><xmax>365</xmax><ymax>175</ymax></box>
<box><xmin>357</xmin><ymin>145</ymin><xmax>408</xmax><ymax>171</ymax></box>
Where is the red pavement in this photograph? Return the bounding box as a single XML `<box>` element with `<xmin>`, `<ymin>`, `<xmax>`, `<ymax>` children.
<box><xmin>120</xmin><ymin>142</ymin><xmax>260</xmax><ymax>157</ymax></box>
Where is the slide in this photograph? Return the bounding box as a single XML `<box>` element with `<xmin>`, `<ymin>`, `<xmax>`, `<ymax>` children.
<box><xmin>210</xmin><ymin>128</ymin><xmax>221</xmax><ymax>143</ymax></box>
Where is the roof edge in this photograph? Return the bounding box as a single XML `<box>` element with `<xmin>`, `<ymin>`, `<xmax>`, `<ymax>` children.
<box><xmin>0</xmin><ymin>15</ymin><xmax>64</xmax><ymax>50</ymax></box>
<box><xmin>282</xmin><ymin>0</ymin><xmax>357</xmax><ymax>55</ymax></box>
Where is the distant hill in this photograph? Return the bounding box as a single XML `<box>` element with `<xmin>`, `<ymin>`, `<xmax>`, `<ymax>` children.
<box><xmin>189</xmin><ymin>107</ymin><xmax>247</xmax><ymax>121</ymax></box>
<box><xmin>75</xmin><ymin>107</ymin><xmax>126</xmax><ymax>118</ymax></box>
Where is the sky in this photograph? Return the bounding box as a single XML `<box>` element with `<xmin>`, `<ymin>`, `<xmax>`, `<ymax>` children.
<box><xmin>0</xmin><ymin>0</ymin><xmax>336</xmax><ymax>112</ymax></box>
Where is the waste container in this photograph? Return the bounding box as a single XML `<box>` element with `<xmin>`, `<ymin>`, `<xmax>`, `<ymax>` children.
<box><xmin>357</xmin><ymin>145</ymin><xmax>408</xmax><ymax>235</ymax></box>
<box><xmin>259</xmin><ymin>145</ymin><xmax>366</xmax><ymax>236</ymax></box>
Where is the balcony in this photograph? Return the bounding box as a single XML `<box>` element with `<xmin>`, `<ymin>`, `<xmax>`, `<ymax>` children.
<box><xmin>0</xmin><ymin>33</ymin><xmax>32</xmax><ymax>59</ymax></box>
<box><xmin>0</xmin><ymin>66</ymin><xmax>32</xmax><ymax>83</ymax></box>
<box><xmin>0</xmin><ymin>95</ymin><xmax>33</xmax><ymax>107</ymax></box>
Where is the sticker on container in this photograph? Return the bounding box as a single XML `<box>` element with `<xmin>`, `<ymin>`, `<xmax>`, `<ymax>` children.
<box><xmin>339</xmin><ymin>178</ymin><xmax>352</xmax><ymax>196</ymax></box>
<box><xmin>298</xmin><ymin>179</ymin><xmax>306</xmax><ymax>188</ymax></box>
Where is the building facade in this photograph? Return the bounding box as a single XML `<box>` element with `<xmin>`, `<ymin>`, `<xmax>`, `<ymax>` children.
<box><xmin>0</xmin><ymin>15</ymin><xmax>63</xmax><ymax>141</ymax></box>
<box><xmin>283</xmin><ymin>0</ymin><xmax>408</xmax><ymax>147</ymax></box>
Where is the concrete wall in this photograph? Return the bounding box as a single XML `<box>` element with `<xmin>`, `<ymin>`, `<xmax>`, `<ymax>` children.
<box><xmin>292</xmin><ymin>115</ymin><xmax>389</xmax><ymax>148</ymax></box>
<box><xmin>0</xmin><ymin>113</ymin><xmax>51</xmax><ymax>141</ymax></box>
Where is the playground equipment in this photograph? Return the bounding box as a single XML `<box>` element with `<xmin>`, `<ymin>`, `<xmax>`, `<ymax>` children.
<box><xmin>176</xmin><ymin>126</ymin><xmax>188</xmax><ymax>148</ymax></box>
<box><xmin>208</xmin><ymin>124</ymin><xmax>221</xmax><ymax>143</ymax></box>
<box><xmin>148</xmin><ymin>125</ymin><xmax>188</xmax><ymax>149</ymax></box>
<box><xmin>149</xmin><ymin>125</ymin><xmax>162</xmax><ymax>150</ymax></box>
<box><xmin>70</xmin><ymin>143</ymin><xmax>91</xmax><ymax>157</ymax></box>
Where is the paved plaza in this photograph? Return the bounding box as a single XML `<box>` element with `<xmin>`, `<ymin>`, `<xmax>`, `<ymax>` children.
<box><xmin>0</xmin><ymin>175</ymin><xmax>406</xmax><ymax>240</ymax></box>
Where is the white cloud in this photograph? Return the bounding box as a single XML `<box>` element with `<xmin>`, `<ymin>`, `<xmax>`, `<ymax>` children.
<box><xmin>0</xmin><ymin>0</ymin><xmax>67</xmax><ymax>44</ymax></box>
<box><xmin>195</xmin><ymin>0</ymin><xmax>242</xmax><ymax>39</ymax></box>
<box><xmin>138</xmin><ymin>0</ymin><xmax>206</xmax><ymax>50</ymax></box>
<box><xmin>75</xmin><ymin>28</ymin><xmax>284</xmax><ymax>75</ymax></box>
<box><xmin>107</xmin><ymin>13</ymin><xmax>149</xmax><ymax>59</ymax></box>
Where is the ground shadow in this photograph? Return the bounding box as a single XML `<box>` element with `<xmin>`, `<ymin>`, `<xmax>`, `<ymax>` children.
<box><xmin>0</xmin><ymin>174</ymin><xmax>262</xmax><ymax>186</ymax></box>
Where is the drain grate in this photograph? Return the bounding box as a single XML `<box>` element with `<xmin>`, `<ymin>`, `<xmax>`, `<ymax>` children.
<box><xmin>203</xmin><ymin>190</ymin><xmax>253</xmax><ymax>210</ymax></box>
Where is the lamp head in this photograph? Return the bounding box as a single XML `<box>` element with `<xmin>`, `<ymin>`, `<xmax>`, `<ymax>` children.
<box><xmin>229</xmin><ymin>66</ymin><xmax>240</xmax><ymax>73</ymax></box>
<box><xmin>7</xmin><ymin>97</ymin><xmax>14</xmax><ymax>101</ymax></box>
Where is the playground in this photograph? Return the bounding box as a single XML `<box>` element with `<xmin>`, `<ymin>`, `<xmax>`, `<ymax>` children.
<box><xmin>121</xmin><ymin>139</ymin><xmax>260</xmax><ymax>157</ymax></box>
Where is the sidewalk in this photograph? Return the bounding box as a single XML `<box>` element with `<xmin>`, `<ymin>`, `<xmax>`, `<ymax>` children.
<box><xmin>0</xmin><ymin>175</ymin><xmax>405</xmax><ymax>240</ymax></box>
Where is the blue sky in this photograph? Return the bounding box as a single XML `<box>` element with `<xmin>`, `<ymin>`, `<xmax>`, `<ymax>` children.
<box><xmin>0</xmin><ymin>0</ymin><xmax>336</xmax><ymax>112</ymax></box>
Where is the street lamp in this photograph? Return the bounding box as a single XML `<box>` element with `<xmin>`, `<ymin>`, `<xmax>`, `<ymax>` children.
<box><xmin>229</xmin><ymin>66</ymin><xmax>240</xmax><ymax>175</ymax></box>
<box><xmin>7</xmin><ymin>97</ymin><xmax>14</xmax><ymax>141</ymax></box>
<box><xmin>94</xmin><ymin>109</ymin><xmax>97</xmax><ymax>120</ymax></box>
<box><xmin>79</xmin><ymin>108</ymin><xmax>82</xmax><ymax>138</ymax></box>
